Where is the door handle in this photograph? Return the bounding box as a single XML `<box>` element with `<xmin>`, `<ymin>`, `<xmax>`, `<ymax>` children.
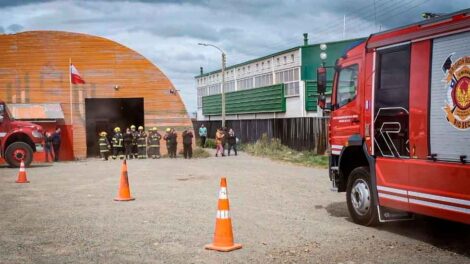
<box><xmin>351</xmin><ymin>118</ymin><xmax>360</xmax><ymax>123</ymax></box>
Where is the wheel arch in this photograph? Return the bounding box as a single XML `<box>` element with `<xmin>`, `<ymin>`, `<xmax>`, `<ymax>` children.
<box><xmin>337</xmin><ymin>135</ymin><xmax>376</xmax><ymax>193</ymax></box>
<box><xmin>3</xmin><ymin>132</ymin><xmax>36</xmax><ymax>153</ymax></box>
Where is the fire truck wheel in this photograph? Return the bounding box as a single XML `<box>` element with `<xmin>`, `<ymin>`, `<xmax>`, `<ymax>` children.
<box><xmin>346</xmin><ymin>166</ymin><xmax>379</xmax><ymax>226</ymax></box>
<box><xmin>5</xmin><ymin>142</ymin><xmax>34</xmax><ymax>168</ymax></box>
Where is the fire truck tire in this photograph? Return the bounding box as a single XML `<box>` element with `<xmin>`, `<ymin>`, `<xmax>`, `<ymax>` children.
<box><xmin>5</xmin><ymin>142</ymin><xmax>34</xmax><ymax>168</ymax></box>
<box><xmin>346</xmin><ymin>166</ymin><xmax>379</xmax><ymax>226</ymax></box>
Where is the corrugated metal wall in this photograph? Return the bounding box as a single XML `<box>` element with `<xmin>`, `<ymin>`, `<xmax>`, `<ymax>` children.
<box><xmin>202</xmin><ymin>84</ymin><xmax>286</xmax><ymax>115</ymax></box>
<box><xmin>195</xmin><ymin>117</ymin><xmax>329</xmax><ymax>154</ymax></box>
<box><xmin>0</xmin><ymin>31</ymin><xmax>192</xmax><ymax>159</ymax></box>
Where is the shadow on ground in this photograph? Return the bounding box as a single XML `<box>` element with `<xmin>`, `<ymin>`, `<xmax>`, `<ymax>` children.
<box><xmin>326</xmin><ymin>201</ymin><xmax>470</xmax><ymax>258</ymax></box>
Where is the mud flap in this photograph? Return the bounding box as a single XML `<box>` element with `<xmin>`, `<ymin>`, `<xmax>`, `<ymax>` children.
<box><xmin>378</xmin><ymin>206</ymin><xmax>414</xmax><ymax>222</ymax></box>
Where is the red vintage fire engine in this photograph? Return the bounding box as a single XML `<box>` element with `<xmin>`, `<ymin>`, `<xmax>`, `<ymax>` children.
<box><xmin>317</xmin><ymin>9</ymin><xmax>470</xmax><ymax>225</ymax></box>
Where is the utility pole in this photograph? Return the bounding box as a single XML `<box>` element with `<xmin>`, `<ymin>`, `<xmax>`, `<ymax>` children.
<box><xmin>221</xmin><ymin>52</ymin><xmax>226</xmax><ymax>128</ymax></box>
<box><xmin>198</xmin><ymin>43</ymin><xmax>227</xmax><ymax>127</ymax></box>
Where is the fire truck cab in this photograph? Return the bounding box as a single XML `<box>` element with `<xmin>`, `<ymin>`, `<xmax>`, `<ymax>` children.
<box><xmin>318</xmin><ymin>9</ymin><xmax>470</xmax><ymax>225</ymax></box>
<box><xmin>0</xmin><ymin>100</ymin><xmax>44</xmax><ymax>167</ymax></box>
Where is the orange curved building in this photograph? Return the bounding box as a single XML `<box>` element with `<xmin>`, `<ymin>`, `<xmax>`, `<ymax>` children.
<box><xmin>0</xmin><ymin>31</ymin><xmax>192</xmax><ymax>160</ymax></box>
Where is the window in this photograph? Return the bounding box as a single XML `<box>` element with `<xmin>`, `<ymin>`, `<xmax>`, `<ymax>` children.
<box><xmin>254</xmin><ymin>73</ymin><xmax>273</xmax><ymax>88</ymax></box>
<box><xmin>237</xmin><ymin>77</ymin><xmax>253</xmax><ymax>90</ymax></box>
<box><xmin>336</xmin><ymin>64</ymin><xmax>358</xmax><ymax>107</ymax></box>
<box><xmin>224</xmin><ymin>80</ymin><xmax>236</xmax><ymax>92</ymax></box>
<box><xmin>291</xmin><ymin>54</ymin><xmax>295</xmax><ymax>62</ymax></box>
<box><xmin>376</xmin><ymin>45</ymin><xmax>410</xmax><ymax>110</ymax></box>
<box><xmin>277</xmin><ymin>58</ymin><xmax>280</xmax><ymax>65</ymax></box>
<box><xmin>284</xmin><ymin>56</ymin><xmax>287</xmax><ymax>64</ymax></box>
<box><xmin>275</xmin><ymin>68</ymin><xmax>300</xmax><ymax>96</ymax></box>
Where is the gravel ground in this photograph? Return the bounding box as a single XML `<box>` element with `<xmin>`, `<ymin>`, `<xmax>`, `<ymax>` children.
<box><xmin>0</xmin><ymin>152</ymin><xmax>469</xmax><ymax>264</ymax></box>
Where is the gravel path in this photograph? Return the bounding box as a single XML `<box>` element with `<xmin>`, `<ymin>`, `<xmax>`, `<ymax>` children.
<box><xmin>0</xmin><ymin>152</ymin><xmax>469</xmax><ymax>263</ymax></box>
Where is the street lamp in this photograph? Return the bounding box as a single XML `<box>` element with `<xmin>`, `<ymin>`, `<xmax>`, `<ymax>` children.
<box><xmin>198</xmin><ymin>43</ymin><xmax>226</xmax><ymax>128</ymax></box>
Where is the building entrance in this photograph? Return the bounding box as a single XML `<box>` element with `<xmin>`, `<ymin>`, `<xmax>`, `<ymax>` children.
<box><xmin>85</xmin><ymin>98</ymin><xmax>144</xmax><ymax>157</ymax></box>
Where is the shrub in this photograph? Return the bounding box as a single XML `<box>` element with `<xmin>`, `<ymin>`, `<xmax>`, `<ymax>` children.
<box><xmin>243</xmin><ymin>133</ymin><xmax>328</xmax><ymax>168</ymax></box>
<box><xmin>192</xmin><ymin>147</ymin><xmax>211</xmax><ymax>158</ymax></box>
<box><xmin>204</xmin><ymin>138</ymin><xmax>217</xmax><ymax>149</ymax></box>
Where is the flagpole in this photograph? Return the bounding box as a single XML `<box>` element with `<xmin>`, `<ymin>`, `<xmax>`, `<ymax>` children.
<box><xmin>69</xmin><ymin>58</ymin><xmax>73</xmax><ymax>126</ymax></box>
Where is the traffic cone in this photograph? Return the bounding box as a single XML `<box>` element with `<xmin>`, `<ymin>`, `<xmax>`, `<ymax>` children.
<box><xmin>15</xmin><ymin>160</ymin><xmax>30</xmax><ymax>183</ymax></box>
<box><xmin>114</xmin><ymin>160</ymin><xmax>135</xmax><ymax>201</ymax></box>
<box><xmin>205</xmin><ymin>177</ymin><xmax>242</xmax><ymax>252</ymax></box>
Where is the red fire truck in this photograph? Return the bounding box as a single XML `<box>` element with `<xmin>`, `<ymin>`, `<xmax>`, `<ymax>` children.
<box><xmin>317</xmin><ymin>9</ymin><xmax>470</xmax><ymax>225</ymax></box>
<box><xmin>0</xmin><ymin>100</ymin><xmax>44</xmax><ymax>167</ymax></box>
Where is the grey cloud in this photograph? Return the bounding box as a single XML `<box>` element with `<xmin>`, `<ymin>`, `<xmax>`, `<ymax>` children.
<box><xmin>7</xmin><ymin>23</ymin><xmax>24</xmax><ymax>33</ymax></box>
<box><xmin>129</xmin><ymin>23</ymin><xmax>221</xmax><ymax>42</ymax></box>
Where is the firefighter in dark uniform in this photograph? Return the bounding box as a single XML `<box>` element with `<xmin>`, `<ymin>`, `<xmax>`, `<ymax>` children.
<box><xmin>137</xmin><ymin>126</ymin><xmax>147</xmax><ymax>159</ymax></box>
<box><xmin>123</xmin><ymin>127</ymin><xmax>134</xmax><ymax>160</ymax></box>
<box><xmin>130</xmin><ymin>125</ymin><xmax>138</xmax><ymax>159</ymax></box>
<box><xmin>98</xmin><ymin>131</ymin><xmax>110</xmax><ymax>160</ymax></box>
<box><xmin>112</xmin><ymin>127</ymin><xmax>125</xmax><ymax>159</ymax></box>
<box><xmin>182</xmin><ymin>128</ymin><xmax>194</xmax><ymax>159</ymax></box>
<box><xmin>147</xmin><ymin>127</ymin><xmax>162</xmax><ymax>159</ymax></box>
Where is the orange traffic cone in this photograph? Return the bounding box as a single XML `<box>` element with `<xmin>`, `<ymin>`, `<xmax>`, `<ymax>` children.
<box><xmin>15</xmin><ymin>160</ymin><xmax>30</xmax><ymax>183</ymax></box>
<box><xmin>205</xmin><ymin>177</ymin><xmax>242</xmax><ymax>252</ymax></box>
<box><xmin>114</xmin><ymin>160</ymin><xmax>135</xmax><ymax>201</ymax></box>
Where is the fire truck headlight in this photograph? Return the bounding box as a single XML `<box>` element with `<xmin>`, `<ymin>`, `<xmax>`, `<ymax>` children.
<box><xmin>32</xmin><ymin>129</ymin><xmax>43</xmax><ymax>138</ymax></box>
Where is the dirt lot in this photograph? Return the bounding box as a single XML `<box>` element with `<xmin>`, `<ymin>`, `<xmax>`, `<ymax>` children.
<box><xmin>1</xmin><ymin>152</ymin><xmax>469</xmax><ymax>263</ymax></box>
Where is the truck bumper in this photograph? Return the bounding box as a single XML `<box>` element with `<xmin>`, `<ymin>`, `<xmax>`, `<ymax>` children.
<box><xmin>35</xmin><ymin>143</ymin><xmax>44</xmax><ymax>152</ymax></box>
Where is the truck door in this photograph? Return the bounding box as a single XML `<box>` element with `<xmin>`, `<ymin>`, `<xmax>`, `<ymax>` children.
<box><xmin>373</xmin><ymin>44</ymin><xmax>411</xmax><ymax>211</ymax></box>
<box><xmin>330</xmin><ymin>62</ymin><xmax>360</xmax><ymax>155</ymax></box>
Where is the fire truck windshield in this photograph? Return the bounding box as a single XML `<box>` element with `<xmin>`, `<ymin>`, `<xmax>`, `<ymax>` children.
<box><xmin>336</xmin><ymin>64</ymin><xmax>358</xmax><ymax>107</ymax></box>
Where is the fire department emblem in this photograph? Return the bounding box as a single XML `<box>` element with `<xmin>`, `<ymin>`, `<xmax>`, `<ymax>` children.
<box><xmin>442</xmin><ymin>54</ymin><xmax>470</xmax><ymax>130</ymax></box>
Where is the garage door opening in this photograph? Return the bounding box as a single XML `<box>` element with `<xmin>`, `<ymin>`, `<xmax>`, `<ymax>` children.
<box><xmin>85</xmin><ymin>98</ymin><xmax>144</xmax><ymax>157</ymax></box>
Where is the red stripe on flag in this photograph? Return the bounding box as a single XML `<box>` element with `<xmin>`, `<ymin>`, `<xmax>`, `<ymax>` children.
<box><xmin>70</xmin><ymin>64</ymin><xmax>86</xmax><ymax>84</ymax></box>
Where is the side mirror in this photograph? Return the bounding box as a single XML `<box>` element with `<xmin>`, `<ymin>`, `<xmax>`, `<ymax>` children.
<box><xmin>317</xmin><ymin>67</ymin><xmax>327</xmax><ymax>94</ymax></box>
<box><xmin>318</xmin><ymin>94</ymin><xmax>326</xmax><ymax>109</ymax></box>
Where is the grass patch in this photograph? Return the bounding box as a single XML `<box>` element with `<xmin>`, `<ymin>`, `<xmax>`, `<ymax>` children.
<box><xmin>176</xmin><ymin>147</ymin><xmax>210</xmax><ymax>158</ymax></box>
<box><xmin>242</xmin><ymin>134</ymin><xmax>328</xmax><ymax>168</ymax></box>
<box><xmin>196</xmin><ymin>138</ymin><xmax>217</xmax><ymax>149</ymax></box>
<box><xmin>192</xmin><ymin>147</ymin><xmax>211</xmax><ymax>158</ymax></box>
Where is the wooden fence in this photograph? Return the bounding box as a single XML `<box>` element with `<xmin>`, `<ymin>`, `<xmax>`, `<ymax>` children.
<box><xmin>194</xmin><ymin>117</ymin><xmax>329</xmax><ymax>154</ymax></box>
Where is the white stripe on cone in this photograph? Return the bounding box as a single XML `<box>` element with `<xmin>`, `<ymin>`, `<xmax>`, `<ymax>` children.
<box><xmin>20</xmin><ymin>161</ymin><xmax>25</xmax><ymax>172</ymax></box>
<box><xmin>217</xmin><ymin>210</ymin><xmax>230</xmax><ymax>219</ymax></box>
<box><xmin>218</xmin><ymin>187</ymin><xmax>228</xmax><ymax>199</ymax></box>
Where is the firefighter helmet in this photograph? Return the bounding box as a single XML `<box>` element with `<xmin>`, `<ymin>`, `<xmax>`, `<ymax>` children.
<box><xmin>100</xmin><ymin>131</ymin><xmax>107</xmax><ymax>137</ymax></box>
<box><xmin>166</xmin><ymin>128</ymin><xmax>171</xmax><ymax>132</ymax></box>
<box><xmin>138</xmin><ymin>126</ymin><xmax>144</xmax><ymax>130</ymax></box>
<box><xmin>114</xmin><ymin>127</ymin><xmax>121</xmax><ymax>132</ymax></box>
<box><xmin>130</xmin><ymin>125</ymin><xmax>136</xmax><ymax>130</ymax></box>
<box><xmin>152</xmin><ymin>127</ymin><xmax>157</xmax><ymax>131</ymax></box>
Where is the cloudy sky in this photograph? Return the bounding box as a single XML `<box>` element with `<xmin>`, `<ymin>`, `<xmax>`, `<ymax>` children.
<box><xmin>1</xmin><ymin>0</ymin><xmax>468</xmax><ymax>114</ymax></box>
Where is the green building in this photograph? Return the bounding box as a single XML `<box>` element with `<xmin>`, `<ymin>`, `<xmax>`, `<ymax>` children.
<box><xmin>195</xmin><ymin>34</ymin><xmax>364</xmax><ymax>151</ymax></box>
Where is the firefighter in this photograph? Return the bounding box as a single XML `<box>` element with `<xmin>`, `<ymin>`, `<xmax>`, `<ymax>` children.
<box><xmin>98</xmin><ymin>131</ymin><xmax>110</xmax><ymax>161</ymax></box>
<box><xmin>137</xmin><ymin>125</ymin><xmax>147</xmax><ymax>159</ymax></box>
<box><xmin>170</xmin><ymin>128</ymin><xmax>178</xmax><ymax>158</ymax></box>
<box><xmin>123</xmin><ymin>127</ymin><xmax>134</xmax><ymax>160</ymax></box>
<box><xmin>112</xmin><ymin>127</ymin><xmax>125</xmax><ymax>160</ymax></box>
<box><xmin>163</xmin><ymin>128</ymin><xmax>173</xmax><ymax>158</ymax></box>
<box><xmin>147</xmin><ymin>127</ymin><xmax>162</xmax><ymax>159</ymax></box>
<box><xmin>130</xmin><ymin>125</ymin><xmax>138</xmax><ymax>159</ymax></box>
<box><xmin>182</xmin><ymin>128</ymin><xmax>194</xmax><ymax>159</ymax></box>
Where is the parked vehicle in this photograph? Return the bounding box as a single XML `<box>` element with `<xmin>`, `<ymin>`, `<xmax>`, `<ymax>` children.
<box><xmin>317</xmin><ymin>9</ymin><xmax>470</xmax><ymax>225</ymax></box>
<box><xmin>0</xmin><ymin>100</ymin><xmax>44</xmax><ymax>167</ymax></box>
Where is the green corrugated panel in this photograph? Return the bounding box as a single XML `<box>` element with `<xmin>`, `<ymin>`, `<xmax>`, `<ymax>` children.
<box><xmin>202</xmin><ymin>84</ymin><xmax>285</xmax><ymax>115</ymax></box>
<box><xmin>301</xmin><ymin>38</ymin><xmax>365</xmax><ymax>111</ymax></box>
<box><xmin>305</xmin><ymin>80</ymin><xmax>333</xmax><ymax>112</ymax></box>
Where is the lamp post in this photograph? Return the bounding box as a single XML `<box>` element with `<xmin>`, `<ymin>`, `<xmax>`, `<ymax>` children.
<box><xmin>198</xmin><ymin>43</ymin><xmax>226</xmax><ymax>128</ymax></box>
